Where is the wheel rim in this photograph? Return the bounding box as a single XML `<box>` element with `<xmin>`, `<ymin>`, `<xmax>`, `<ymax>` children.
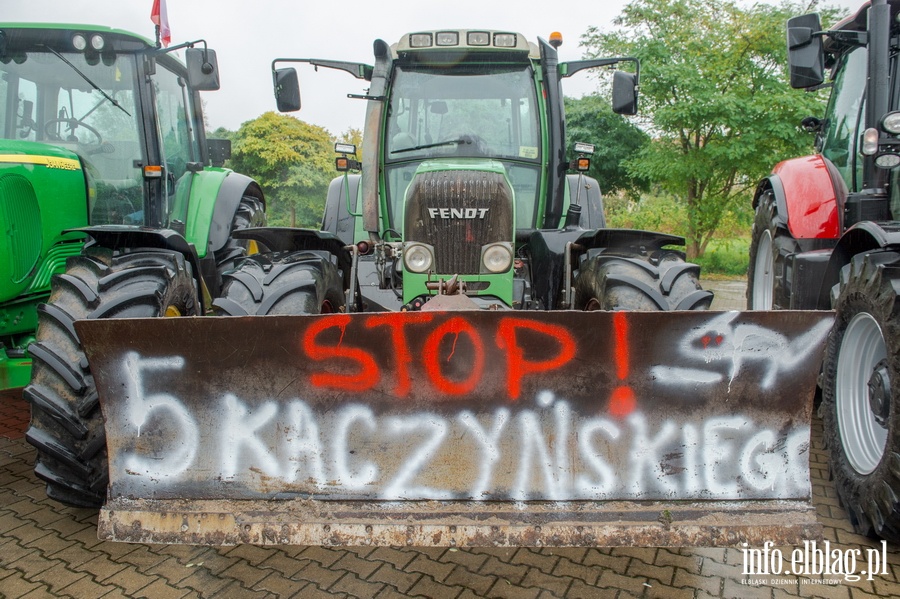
<box><xmin>165</xmin><ymin>305</ymin><xmax>182</xmax><ymax>317</ymax></box>
<box><xmin>836</xmin><ymin>312</ymin><xmax>890</xmax><ymax>475</ymax></box>
<box><xmin>751</xmin><ymin>229</ymin><xmax>775</xmax><ymax>309</ymax></box>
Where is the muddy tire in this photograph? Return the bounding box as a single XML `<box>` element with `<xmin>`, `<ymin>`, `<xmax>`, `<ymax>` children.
<box><xmin>821</xmin><ymin>251</ymin><xmax>900</xmax><ymax>542</ymax></box>
<box><xmin>23</xmin><ymin>247</ymin><xmax>198</xmax><ymax>508</ymax></box>
<box><xmin>213</xmin><ymin>251</ymin><xmax>345</xmax><ymax>316</ymax></box>
<box><xmin>212</xmin><ymin>195</ymin><xmax>267</xmax><ymax>290</ymax></box>
<box><xmin>747</xmin><ymin>191</ymin><xmax>801</xmax><ymax>309</ymax></box>
<box><xmin>573</xmin><ymin>250</ymin><xmax>712</xmax><ymax>311</ymax></box>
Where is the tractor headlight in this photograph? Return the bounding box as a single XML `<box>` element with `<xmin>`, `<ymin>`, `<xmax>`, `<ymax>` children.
<box><xmin>481</xmin><ymin>242</ymin><xmax>513</xmax><ymax>274</ymax></box>
<box><xmin>882</xmin><ymin>111</ymin><xmax>900</xmax><ymax>135</ymax></box>
<box><xmin>404</xmin><ymin>243</ymin><xmax>434</xmax><ymax>273</ymax></box>
<box><xmin>875</xmin><ymin>153</ymin><xmax>900</xmax><ymax>169</ymax></box>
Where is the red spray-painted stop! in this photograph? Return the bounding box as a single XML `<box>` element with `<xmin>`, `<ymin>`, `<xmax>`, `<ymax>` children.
<box><xmin>301</xmin><ymin>313</ymin><xmax>577</xmax><ymax>401</ymax></box>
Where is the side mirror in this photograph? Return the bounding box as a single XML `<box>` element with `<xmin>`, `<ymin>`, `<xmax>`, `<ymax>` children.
<box><xmin>186</xmin><ymin>48</ymin><xmax>220</xmax><ymax>91</ymax></box>
<box><xmin>787</xmin><ymin>14</ymin><xmax>825</xmax><ymax>89</ymax></box>
<box><xmin>612</xmin><ymin>71</ymin><xmax>638</xmax><ymax>115</ymax></box>
<box><xmin>274</xmin><ymin>68</ymin><xmax>301</xmax><ymax>112</ymax></box>
<box><xmin>801</xmin><ymin>115</ymin><xmax>823</xmax><ymax>132</ymax></box>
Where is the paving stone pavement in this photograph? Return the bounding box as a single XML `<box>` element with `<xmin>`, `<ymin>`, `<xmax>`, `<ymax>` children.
<box><xmin>2</xmin><ymin>279</ymin><xmax>899</xmax><ymax>598</ymax></box>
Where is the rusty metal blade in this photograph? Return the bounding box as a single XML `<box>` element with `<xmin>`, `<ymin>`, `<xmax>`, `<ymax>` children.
<box><xmin>98</xmin><ymin>498</ymin><xmax>820</xmax><ymax>547</ymax></box>
<box><xmin>77</xmin><ymin>309</ymin><xmax>834</xmax><ymax>546</ymax></box>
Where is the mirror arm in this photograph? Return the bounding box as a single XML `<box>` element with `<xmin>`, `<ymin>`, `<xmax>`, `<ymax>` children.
<box><xmin>826</xmin><ymin>30</ymin><xmax>868</xmax><ymax>48</ymax></box>
<box><xmin>272</xmin><ymin>58</ymin><xmax>373</xmax><ymax>81</ymax></box>
<box><xmin>153</xmin><ymin>39</ymin><xmax>215</xmax><ymax>75</ymax></box>
<box><xmin>561</xmin><ymin>56</ymin><xmax>640</xmax><ymax>83</ymax></box>
<box><xmin>154</xmin><ymin>38</ymin><xmax>207</xmax><ymax>55</ymax></box>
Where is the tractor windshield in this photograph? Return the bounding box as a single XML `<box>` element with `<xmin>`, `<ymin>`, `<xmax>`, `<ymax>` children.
<box><xmin>0</xmin><ymin>46</ymin><xmax>143</xmax><ymax>225</ymax></box>
<box><xmin>384</xmin><ymin>62</ymin><xmax>542</xmax><ymax>228</ymax></box>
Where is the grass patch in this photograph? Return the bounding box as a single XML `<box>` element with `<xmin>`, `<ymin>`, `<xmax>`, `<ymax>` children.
<box><xmin>693</xmin><ymin>237</ymin><xmax>750</xmax><ymax>277</ymax></box>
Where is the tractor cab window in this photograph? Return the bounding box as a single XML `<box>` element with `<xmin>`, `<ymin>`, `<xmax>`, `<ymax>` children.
<box><xmin>384</xmin><ymin>62</ymin><xmax>542</xmax><ymax>228</ymax></box>
<box><xmin>820</xmin><ymin>46</ymin><xmax>868</xmax><ymax>191</ymax></box>
<box><xmin>152</xmin><ymin>62</ymin><xmax>202</xmax><ymax>227</ymax></box>
<box><xmin>0</xmin><ymin>48</ymin><xmax>143</xmax><ymax>225</ymax></box>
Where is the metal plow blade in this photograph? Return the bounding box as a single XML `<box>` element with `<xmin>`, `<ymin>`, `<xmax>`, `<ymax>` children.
<box><xmin>77</xmin><ymin>309</ymin><xmax>834</xmax><ymax>547</ymax></box>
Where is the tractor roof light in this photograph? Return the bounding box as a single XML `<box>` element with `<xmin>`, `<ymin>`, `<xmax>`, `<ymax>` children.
<box><xmin>467</xmin><ymin>31</ymin><xmax>490</xmax><ymax>46</ymax></box>
<box><xmin>409</xmin><ymin>33</ymin><xmax>433</xmax><ymax>48</ymax></box>
<box><xmin>862</xmin><ymin>128</ymin><xmax>880</xmax><ymax>156</ymax></box>
<box><xmin>72</xmin><ymin>33</ymin><xmax>87</xmax><ymax>51</ymax></box>
<box><xmin>882</xmin><ymin>111</ymin><xmax>900</xmax><ymax>135</ymax></box>
<box><xmin>404</xmin><ymin>243</ymin><xmax>434</xmax><ymax>274</ymax></box>
<box><xmin>90</xmin><ymin>34</ymin><xmax>105</xmax><ymax>51</ymax></box>
<box><xmin>493</xmin><ymin>33</ymin><xmax>517</xmax><ymax>47</ymax></box>
<box><xmin>436</xmin><ymin>31</ymin><xmax>459</xmax><ymax>46</ymax></box>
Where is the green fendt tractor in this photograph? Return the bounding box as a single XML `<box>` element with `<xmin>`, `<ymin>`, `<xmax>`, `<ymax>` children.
<box><xmin>0</xmin><ymin>23</ymin><xmax>265</xmax><ymax>506</ymax></box>
<box><xmin>247</xmin><ymin>31</ymin><xmax>711</xmax><ymax>316</ymax></box>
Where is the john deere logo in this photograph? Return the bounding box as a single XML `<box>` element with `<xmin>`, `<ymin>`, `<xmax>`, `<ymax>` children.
<box><xmin>428</xmin><ymin>207</ymin><xmax>489</xmax><ymax>219</ymax></box>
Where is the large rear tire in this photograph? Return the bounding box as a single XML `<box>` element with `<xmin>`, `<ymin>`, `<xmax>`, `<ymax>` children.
<box><xmin>23</xmin><ymin>247</ymin><xmax>198</xmax><ymax>508</ymax></box>
<box><xmin>212</xmin><ymin>195</ymin><xmax>266</xmax><ymax>293</ymax></box>
<box><xmin>747</xmin><ymin>191</ymin><xmax>800</xmax><ymax>309</ymax></box>
<box><xmin>821</xmin><ymin>251</ymin><xmax>900</xmax><ymax>542</ymax></box>
<box><xmin>213</xmin><ymin>251</ymin><xmax>345</xmax><ymax>316</ymax></box>
<box><xmin>573</xmin><ymin>249</ymin><xmax>712</xmax><ymax>311</ymax></box>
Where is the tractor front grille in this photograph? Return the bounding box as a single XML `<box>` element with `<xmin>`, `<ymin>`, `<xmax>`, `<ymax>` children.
<box><xmin>0</xmin><ymin>174</ymin><xmax>41</xmax><ymax>283</ymax></box>
<box><xmin>404</xmin><ymin>170</ymin><xmax>513</xmax><ymax>274</ymax></box>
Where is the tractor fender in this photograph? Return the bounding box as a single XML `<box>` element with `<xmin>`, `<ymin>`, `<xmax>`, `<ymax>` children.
<box><xmin>68</xmin><ymin>226</ymin><xmax>204</xmax><ymax>309</ymax></box>
<box><xmin>814</xmin><ymin>221</ymin><xmax>900</xmax><ymax>308</ymax></box>
<box><xmin>231</xmin><ymin>226</ymin><xmax>354</xmax><ymax>289</ymax></box>
<box><xmin>322</xmin><ymin>174</ymin><xmax>362</xmax><ymax>246</ymax></box>
<box><xmin>754</xmin><ymin>155</ymin><xmax>844</xmax><ymax>240</ymax></box>
<box><xmin>565</xmin><ymin>174</ymin><xmax>606</xmax><ymax>229</ymax></box>
<box><xmin>184</xmin><ymin>170</ymin><xmax>265</xmax><ymax>258</ymax></box>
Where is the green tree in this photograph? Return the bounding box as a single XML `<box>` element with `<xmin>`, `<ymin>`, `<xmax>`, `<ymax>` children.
<box><xmin>581</xmin><ymin>0</ymin><xmax>839</xmax><ymax>258</ymax></box>
<box><xmin>564</xmin><ymin>94</ymin><xmax>649</xmax><ymax>196</ymax></box>
<box><xmin>208</xmin><ymin>126</ymin><xmax>235</xmax><ymax>141</ymax></box>
<box><xmin>230</xmin><ymin>112</ymin><xmax>334</xmax><ymax>227</ymax></box>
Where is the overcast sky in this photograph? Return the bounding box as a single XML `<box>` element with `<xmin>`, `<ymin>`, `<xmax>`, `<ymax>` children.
<box><xmin>1</xmin><ymin>0</ymin><xmax>861</xmax><ymax>136</ymax></box>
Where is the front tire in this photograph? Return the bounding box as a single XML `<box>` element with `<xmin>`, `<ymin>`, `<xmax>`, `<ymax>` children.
<box><xmin>747</xmin><ymin>191</ymin><xmax>800</xmax><ymax>309</ymax></box>
<box><xmin>822</xmin><ymin>251</ymin><xmax>900</xmax><ymax>542</ymax></box>
<box><xmin>213</xmin><ymin>251</ymin><xmax>345</xmax><ymax>316</ymax></box>
<box><xmin>573</xmin><ymin>250</ymin><xmax>712</xmax><ymax>311</ymax></box>
<box><xmin>24</xmin><ymin>247</ymin><xmax>199</xmax><ymax>508</ymax></box>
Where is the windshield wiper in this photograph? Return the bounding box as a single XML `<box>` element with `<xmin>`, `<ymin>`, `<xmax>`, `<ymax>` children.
<box><xmin>42</xmin><ymin>45</ymin><xmax>131</xmax><ymax>117</ymax></box>
<box><xmin>392</xmin><ymin>137</ymin><xmax>470</xmax><ymax>154</ymax></box>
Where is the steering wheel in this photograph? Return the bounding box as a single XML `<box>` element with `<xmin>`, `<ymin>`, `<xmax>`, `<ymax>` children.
<box><xmin>44</xmin><ymin>118</ymin><xmax>103</xmax><ymax>150</ymax></box>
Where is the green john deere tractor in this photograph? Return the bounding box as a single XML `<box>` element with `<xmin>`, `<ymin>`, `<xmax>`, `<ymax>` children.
<box><xmin>0</xmin><ymin>23</ymin><xmax>265</xmax><ymax>506</ymax></box>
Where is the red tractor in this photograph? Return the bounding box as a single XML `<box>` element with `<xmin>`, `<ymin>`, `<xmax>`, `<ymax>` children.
<box><xmin>748</xmin><ymin>0</ymin><xmax>900</xmax><ymax>541</ymax></box>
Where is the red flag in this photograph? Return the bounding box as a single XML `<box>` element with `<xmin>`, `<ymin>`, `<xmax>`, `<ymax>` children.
<box><xmin>150</xmin><ymin>0</ymin><xmax>171</xmax><ymax>47</ymax></box>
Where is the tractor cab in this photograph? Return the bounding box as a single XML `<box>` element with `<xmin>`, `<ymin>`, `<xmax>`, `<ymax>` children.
<box><xmin>0</xmin><ymin>25</ymin><xmax>219</xmax><ymax>231</ymax></box>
